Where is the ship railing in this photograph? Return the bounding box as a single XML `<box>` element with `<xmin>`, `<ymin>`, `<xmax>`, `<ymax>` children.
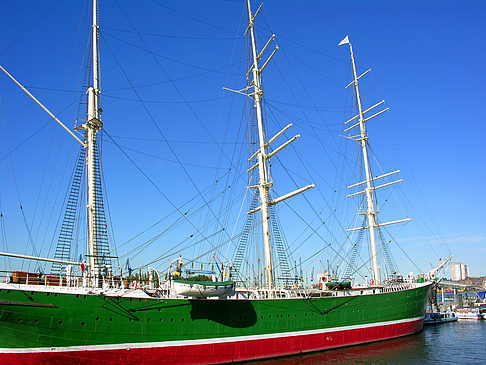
<box><xmin>243</xmin><ymin>287</ymin><xmax>315</xmax><ymax>299</ymax></box>
<box><xmin>380</xmin><ymin>282</ymin><xmax>415</xmax><ymax>293</ymax></box>
<box><xmin>0</xmin><ymin>270</ymin><xmax>141</xmax><ymax>291</ymax></box>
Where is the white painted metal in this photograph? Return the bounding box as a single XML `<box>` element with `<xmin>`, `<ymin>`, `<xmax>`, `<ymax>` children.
<box><xmin>82</xmin><ymin>0</ymin><xmax>103</xmax><ymax>286</ymax></box>
<box><xmin>266</xmin><ymin>134</ymin><xmax>300</xmax><ymax>159</ymax></box>
<box><xmin>246</xmin><ymin>0</ymin><xmax>274</xmax><ymax>289</ymax></box>
<box><xmin>427</xmin><ymin>255</ymin><xmax>453</xmax><ymax>280</ymax></box>
<box><xmin>363</xmin><ymin>108</ymin><xmax>389</xmax><ymax>123</ymax></box>
<box><xmin>270</xmin><ymin>184</ymin><xmax>315</xmax><ymax>206</ymax></box>
<box><xmin>345</xmin><ymin>100</ymin><xmax>384</xmax><ymax>125</ymax></box>
<box><xmin>247</xmin><ymin>162</ymin><xmax>259</xmax><ymax>173</ymax></box>
<box><xmin>346</xmin><ymin>179</ymin><xmax>403</xmax><ymax>198</ymax></box>
<box><xmin>344</xmin><ymin>39</ymin><xmax>381</xmax><ymax>284</ymax></box>
<box><xmin>0</xmin><ymin>252</ymin><xmax>82</xmax><ymax>266</ymax></box>
<box><xmin>344</xmin><ymin>107</ymin><xmax>389</xmax><ymax>132</ymax></box>
<box><xmin>265</xmin><ymin>123</ymin><xmax>292</xmax><ymax>147</ymax></box>
<box><xmin>347</xmin><ymin>218</ymin><xmax>411</xmax><ymax>232</ymax></box>
<box><xmin>0</xmin><ymin>65</ymin><xmax>85</xmax><ymax>147</ymax></box>
<box><xmin>346</xmin><ymin>68</ymin><xmax>371</xmax><ymax>88</ymax></box>
<box><xmin>342</xmin><ymin>39</ymin><xmax>414</xmax><ymax>285</ymax></box>
<box><xmin>347</xmin><ymin>170</ymin><xmax>400</xmax><ymax>189</ymax></box>
<box><xmin>241</xmin><ymin>1</ymin><xmax>313</xmax><ymax>291</ymax></box>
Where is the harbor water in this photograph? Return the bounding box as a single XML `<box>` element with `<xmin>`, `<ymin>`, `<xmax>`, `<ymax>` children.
<box><xmin>244</xmin><ymin>321</ymin><xmax>485</xmax><ymax>364</ymax></box>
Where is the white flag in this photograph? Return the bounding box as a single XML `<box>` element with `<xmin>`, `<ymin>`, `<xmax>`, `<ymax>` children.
<box><xmin>338</xmin><ymin>35</ymin><xmax>350</xmax><ymax>46</ymax></box>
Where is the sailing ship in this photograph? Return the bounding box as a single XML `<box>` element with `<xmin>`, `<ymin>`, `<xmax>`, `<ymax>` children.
<box><xmin>0</xmin><ymin>1</ymin><xmax>432</xmax><ymax>364</ymax></box>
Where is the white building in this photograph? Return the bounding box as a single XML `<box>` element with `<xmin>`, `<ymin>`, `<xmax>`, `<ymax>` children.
<box><xmin>461</xmin><ymin>264</ymin><xmax>469</xmax><ymax>280</ymax></box>
<box><xmin>451</xmin><ymin>262</ymin><xmax>468</xmax><ymax>281</ymax></box>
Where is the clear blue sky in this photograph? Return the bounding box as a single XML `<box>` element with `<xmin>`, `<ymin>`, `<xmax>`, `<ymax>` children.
<box><xmin>0</xmin><ymin>0</ymin><xmax>484</xmax><ymax>279</ymax></box>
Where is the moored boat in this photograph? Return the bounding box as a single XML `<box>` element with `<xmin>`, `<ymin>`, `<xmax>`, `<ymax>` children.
<box><xmin>454</xmin><ymin>307</ymin><xmax>486</xmax><ymax>320</ymax></box>
<box><xmin>0</xmin><ymin>1</ymin><xmax>433</xmax><ymax>364</ymax></box>
<box><xmin>424</xmin><ymin>311</ymin><xmax>458</xmax><ymax>325</ymax></box>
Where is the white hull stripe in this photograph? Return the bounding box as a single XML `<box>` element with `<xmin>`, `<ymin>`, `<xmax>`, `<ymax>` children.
<box><xmin>0</xmin><ymin>316</ymin><xmax>424</xmax><ymax>354</ymax></box>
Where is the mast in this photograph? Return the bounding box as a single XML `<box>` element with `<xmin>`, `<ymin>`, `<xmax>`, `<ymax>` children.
<box><xmin>228</xmin><ymin>1</ymin><xmax>313</xmax><ymax>291</ymax></box>
<box><xmin>349</xmin><ymin>41</ymin><xmax>380</xmax><ymax>284</ymax></box>
<box><xmin>85</xmin><ymin>0</ymin><xmax>102</xmax><ymax>285</ymax></box>
<box><xmin>340</xmin><ymin>36</ymin><xmax>410</xmax><ymax>285</ymax></box>
<box><xmin>246</xmin><ymin>0</ymin><xmax>274</xmax><ymax>289</ymax></box>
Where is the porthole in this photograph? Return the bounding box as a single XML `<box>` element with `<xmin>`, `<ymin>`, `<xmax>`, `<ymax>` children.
<box><xmin>147</xmin><ymin>318</ymin><xmax>151</xmax><ymax>322</ymax></box>
<box><xmin>170</xmin><ymin>318</ymin><xmax>174</xmax><ymax>322</ymax></box>
<box><xmin>46</xmin><ymin>293</ymin><xmax>50</xmax><ymax>297</ymax></box>
<box><xmin>18</xmin><ymin>319</ymin><xmax>22</xmax><ymax>323</ymax></box>
<box><xmin>6</xmin><ymin>290</ymin><xmax>10</xmax><ymax>294</ymax></box>
<box><xmin>81</xmin><ymin>322</ymin><xmax>85</xmax><ymax>326</ymax></box>
<box><xmin>96</xmin><ymin>317</ymin><xmax>100</xmax><ymax>321</ymax></box>
<box><xmin>159</xmin><ymin>318</ymin><xmax>163</xmax><ymax>322</ymax></box>
<box><xmin>35</xmin><ymin>320</ymin><xmax>39</xmax><ymax>324</ymax></box>
<box><xmin>109</xmin><ymin>318</ymin><xmax>113</xmax><ymax>322</ymax></box>
<box><xmin>181</xmin><ymin>318</ymin><xmax>184</xmax><ymax>322</ymax></box>
<box><xmin>59</xmin><ymin>321</ymin><xmax>63</xmax><ymax>325</ymax></box>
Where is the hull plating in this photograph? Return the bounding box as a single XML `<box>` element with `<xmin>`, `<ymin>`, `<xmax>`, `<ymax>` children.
<box><xmin>0</xmin><ymin>283</ymin><xmax>431</xmax><ymax>364</ymax></box>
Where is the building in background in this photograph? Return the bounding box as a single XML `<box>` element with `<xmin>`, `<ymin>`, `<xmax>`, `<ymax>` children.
<box><xmin>451</xmin><ymin>262</ymin><xmax>469</xmax><ymax>281</ymax></box>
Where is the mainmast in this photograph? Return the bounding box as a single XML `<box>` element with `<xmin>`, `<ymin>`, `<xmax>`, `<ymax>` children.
<box><xmin>246</xmin><ymin>0</ymin><xmax>274</xmax><ymax>289</ymax></box>
<box><xmin>340</xmin><ymin>36</ymin><xmax>410</xmax><ymax>285</ymax></box>
<box><xmin>228</xmin><ymin>1</ymin><xmax>313</xmax><ymax>290</ymax></box>
<box><xmin>84</xmin><ymin>0</ymin><xmax>103</xmax><ymax>285</ymax></box>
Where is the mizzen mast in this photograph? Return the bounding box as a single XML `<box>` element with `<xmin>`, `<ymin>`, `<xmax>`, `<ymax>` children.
<box><xmin>340</xmin><ymin>36</ymin><xmax>410</xmax><ymax>285</ymax></box>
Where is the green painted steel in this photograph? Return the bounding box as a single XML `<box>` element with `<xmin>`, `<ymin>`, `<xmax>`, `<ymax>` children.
<box><xmin>0</xmin><ymin>284</ymin><xmax>430</xmax><ymax>349</ymax></box>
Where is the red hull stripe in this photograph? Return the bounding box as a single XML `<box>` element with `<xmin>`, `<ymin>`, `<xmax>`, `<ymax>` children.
<box><xmin>0</xmin><ymin>316</ymin><xmax>424</xmax><ymax>364</ymax></box>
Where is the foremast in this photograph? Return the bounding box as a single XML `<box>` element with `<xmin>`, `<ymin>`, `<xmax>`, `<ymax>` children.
<box><xmin>242</xmin><ymin>1</ymin><xmax>314</xmax><ymax>290</ymax></box>
<box><xmin>83</xmin><ymin>0</ymin><xmax>103</xmax><ymax>285</ymax></box>
<box><xmin>340</xmin><ymin>36</ymin><xmax>410</xmax><ymax>285</ymax></box>
<box><xmin>0</xmin><ymin>0</ymin><xmax>106</xmax><ymax>283</ymax></box>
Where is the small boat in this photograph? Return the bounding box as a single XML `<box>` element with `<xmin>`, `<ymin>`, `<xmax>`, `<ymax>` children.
<box><xmin>424</xmin><ymin>311</ymin><xmax>458</xmax><ymax>325</ymax></box>
<box><xmin>172</xmin><ymin>279</ymin><xmax>235</xmax><ymax>298</ymax></box>
<box><xmin>454</xmin><ymin>307</ymin><xmax>486</xmax><ymax>320</ymax></box>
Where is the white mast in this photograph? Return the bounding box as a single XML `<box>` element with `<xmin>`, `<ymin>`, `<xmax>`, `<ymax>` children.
<box><xmin>237</xmin><ymin>1</ymin><xmax>313</xmax><ymax>290</ymax></box>
<box><xmin>340</xmin><ymin>36</ymin><xmax>410</xmax><ymax>285</ymax></box>
<box><xmin>349</xmin><ymin>40</ymin><xmax>380</xmax><ymax>284</ymax></box>
<box><xmin>85</xmin><ymin>0</ymin><xmax>102</xmax><ymax>285</ymax></box>
<box><xmin>246</xmin><ymin>0</ymin><xmax>274</xmax><ymax>289</ymax></box>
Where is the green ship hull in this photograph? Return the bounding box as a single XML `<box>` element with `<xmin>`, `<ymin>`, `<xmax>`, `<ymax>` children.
<box><xmin>0</xmin><ymin>282</ymin><xmax>431</xmax><ymax>364</ymax></box>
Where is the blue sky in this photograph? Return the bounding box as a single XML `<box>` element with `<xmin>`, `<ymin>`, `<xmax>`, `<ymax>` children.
<box><xmin>0</xmin><ymin>0</ymin><xmax>484</xmax><ymax>280</ymax></box>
